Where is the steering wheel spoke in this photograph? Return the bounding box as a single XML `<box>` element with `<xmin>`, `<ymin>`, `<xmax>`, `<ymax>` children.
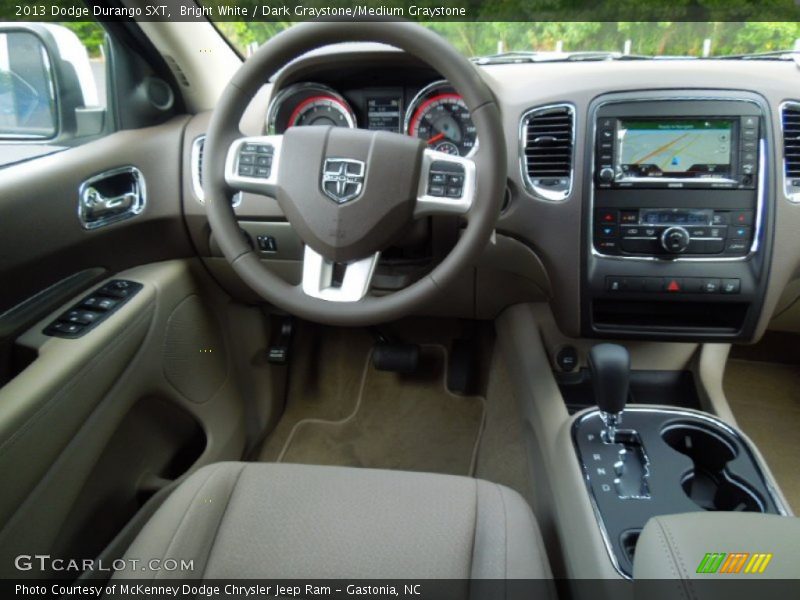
<box><xmin>224</xmin><ymin>135</ymin><xmax>283</xmax><ymax>196</ymax></box>
<box><xmin>301</xmin><ymin>246</ymin><xmax>380</xmax><ymax>302</ymax></box>
<box><xmin>414</xmin><ymin>148</ymin><xmax>477</xmax><ymax>217</ymax></box>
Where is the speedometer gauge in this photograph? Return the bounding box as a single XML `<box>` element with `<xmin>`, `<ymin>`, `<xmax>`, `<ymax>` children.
<box><xmin>404</xmin><ymin>81</ymin><xmax>477</xmax><ymax>157</ymax></box>
<box><xmin>266</xmin><ymin>83</ymin><xmax>356</xmax><ymax>133</ymax></box>
<box><xmin>288</xmin><ymin>95</ymin><xmax>355</xmax><ymax>128</ymax></box>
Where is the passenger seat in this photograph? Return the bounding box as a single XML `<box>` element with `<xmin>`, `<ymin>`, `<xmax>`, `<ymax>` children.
<box><xmin>113</xmin><ymin>462</ymin><xmax>553</xmax><ymax>582</ymax></box>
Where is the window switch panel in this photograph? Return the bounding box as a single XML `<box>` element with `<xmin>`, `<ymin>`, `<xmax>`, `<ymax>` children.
<box><xmin>44</xmin><ymin>280</ymin><xmax>142</xmax><ymax>339</ymax></box>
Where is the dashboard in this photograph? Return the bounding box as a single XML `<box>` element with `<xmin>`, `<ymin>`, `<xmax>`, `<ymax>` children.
<box><xmin>266</xmin><ymin>78</ymin><xmax>477</xmax><ymax>157</ymax></box>
<box><xmin>182</xmin><ymin>48</ymin><xmax>800</xmax><ymax>343</ymax></box>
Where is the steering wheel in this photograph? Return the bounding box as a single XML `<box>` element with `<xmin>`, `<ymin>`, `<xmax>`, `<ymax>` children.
<box><xmin>204</xmin><ymin>21</ymin><xmax>505</xmax><ymax>326</ymax></box>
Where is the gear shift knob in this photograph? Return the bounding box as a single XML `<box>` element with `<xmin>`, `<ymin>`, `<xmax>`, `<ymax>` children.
<box><xmin>588</xmin><ymin>343</ymin><xmax>630</xmax><ymax>442</ymax></box>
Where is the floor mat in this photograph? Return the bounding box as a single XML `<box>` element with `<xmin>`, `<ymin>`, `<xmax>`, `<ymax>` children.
<box><xmin>271</xmin><ymin>345</ymin><xmax>486</xmax><ymax>476</ymax></box>
<box><xmin>723</xmin><ymin>359</ymin><xmax>800</xmax><ymax>513</ymax></box>
<box><xmin>258</xmin><ymin>325</ymin><xmax>374</xmax><ymax>463</ymax></box>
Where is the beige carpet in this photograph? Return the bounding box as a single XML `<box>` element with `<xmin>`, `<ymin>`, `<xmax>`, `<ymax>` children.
<box><xmin>723</xmin><ymin>359</ymin><xmax>800</xmax><ymax>513</ymax></box>
<box><xmin>258</xmin><ymin>324</ymin><xmax>374</xmax><ymax>463</ymax></box>
<box><xmin>260</xmin><ymin>334</ymin><xmax>485</xmax><ymax>476</ymax></box>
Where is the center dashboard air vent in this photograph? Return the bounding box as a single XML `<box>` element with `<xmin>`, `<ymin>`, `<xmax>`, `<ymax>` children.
<box><xmin>191</xmin><ymin>136</ymin><xmax>241</xmax><ymax>207</ymax></box>
<box><xmin>520</xmin><ymin>103</ymin><xmax>575</xmax><ymax>201</ymax></box>
<box><xmin>781</xmin><ymin>102</ymin><xmax>800</xmax><ymax>202</ymax></box>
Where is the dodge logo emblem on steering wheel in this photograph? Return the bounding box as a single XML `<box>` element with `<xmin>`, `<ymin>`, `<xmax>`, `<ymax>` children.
<box><xmin>321</xmin><ymin>158</ymin><xmax>365</xmax><ymax>204</ymax></box>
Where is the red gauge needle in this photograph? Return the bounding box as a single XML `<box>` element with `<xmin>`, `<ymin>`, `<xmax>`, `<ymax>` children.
<box><xmin>427</xmin><ymin>132</ymin><xmax>445</xmax><ymax>145</ymax></box>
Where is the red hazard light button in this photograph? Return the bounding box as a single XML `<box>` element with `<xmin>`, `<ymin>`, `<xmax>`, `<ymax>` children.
<box><xmin>666</xmin><ymin>279</ymin><xmax>682</xmax><ymax>292</ymax></box>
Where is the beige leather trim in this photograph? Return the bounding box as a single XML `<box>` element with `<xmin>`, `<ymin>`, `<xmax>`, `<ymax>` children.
<box><xmin>694</xmin><ymin>343</ymin><xmax>736</xmax><ymax>425</ymax></box>
<box><xmin>496</xmin><ymin>303</ymin><xmax>620</xmax><ymax>579</ymax></box>
<box><xmin>634</xmin><ymin>513</ymin><xmax>800</xmax><ymax>580</ymax></box>
<box><xmin>0</xmin><ymin>260</ymin><xmax>259</xmax><ymax>577</ymax></box>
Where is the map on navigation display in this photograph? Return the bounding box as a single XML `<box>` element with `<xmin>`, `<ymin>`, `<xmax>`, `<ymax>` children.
<box><xmin>616</xmin><ymin>119</ymin><xmax>733</xmax><ymax>179</ymax></box>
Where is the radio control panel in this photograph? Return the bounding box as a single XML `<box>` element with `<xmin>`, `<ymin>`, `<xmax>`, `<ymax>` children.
<box><xmin>582</xmin><ymin>92</ymin><xmax>772</xmax><ymax>341</ymax></box>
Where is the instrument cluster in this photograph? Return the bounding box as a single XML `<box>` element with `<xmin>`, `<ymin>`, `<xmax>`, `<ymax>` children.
<box><xmin>266</xmin><ymin>80</ymin><xmax>477</xmax><ymax>157</ymax></box>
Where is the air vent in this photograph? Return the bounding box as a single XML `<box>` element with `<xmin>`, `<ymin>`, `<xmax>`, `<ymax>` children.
<box><xmin>191</xmin><ymin>136</ymin><xmax>241</xmax><ymax>207</ymax></box>
<box><xmin>164</xmin><ymin>55</ymin><xmax>190</xmax><ymax>87</ymax></box>
<box><xmin>782</xmin><ymin>102</ymin><xmax>800</xmax><ymax>202</ymax></box>
<box><xmin>520</xmin><ymin>104</ymin><xmax>575</xmax><ymax>201</ymax></box>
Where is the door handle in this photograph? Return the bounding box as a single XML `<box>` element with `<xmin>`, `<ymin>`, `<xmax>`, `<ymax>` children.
<box><xmin>79</xmin><ymin>166</ymin><xmax>146</xmax><ymax>230</ymax></box>
<box><xmin>83</xmin><ymin>188</ymin><xmax>136</xmax><ymax>216</ymax></box>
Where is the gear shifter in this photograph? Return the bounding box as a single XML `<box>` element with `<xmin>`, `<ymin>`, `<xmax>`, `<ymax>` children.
<box><xmin>588</xmin><ymin>343</ymin><xmax>630</xmax><ymax>443</ymax></box>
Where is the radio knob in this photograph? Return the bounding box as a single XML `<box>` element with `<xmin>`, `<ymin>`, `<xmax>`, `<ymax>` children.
<box><xmin>661</xmin><ymin>226</ymin><xmax>691</xmax><ymax>254</ymax></box>
<box><xmin>598</xmin><ymin>167</ymin><xmax>615</xmax><ymax>183</ymax></box>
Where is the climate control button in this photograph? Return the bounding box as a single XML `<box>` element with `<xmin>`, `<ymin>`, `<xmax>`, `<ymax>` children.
<box><xmin>661</xmin><ymin>226</ymin><xmax>691</xmax><ymax>254</ymax></box>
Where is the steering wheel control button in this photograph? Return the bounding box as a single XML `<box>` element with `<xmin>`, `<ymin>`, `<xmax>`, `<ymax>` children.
<box><xmin>447</xmin><ymin>174</ymin><xmax>464</xmax><ymax>186</ymax></box>
<box><xmin>428</xmin><ymin>161</ymin><xmax>465</xmax><ymax>199</ymax></box>
<box><xmin>721</xmin><ymin>279</ymin><xmax>742</xmax><ymax>294</ymax></box>
<box><xmin>44</xmin><ymin>280</ymin><xmax>142</xmax><ymax>339</ymax></box>
<box><xmin>238</xmin><ymin>144</ymin><xmax>274</xmax><ymax>179</ymax></box>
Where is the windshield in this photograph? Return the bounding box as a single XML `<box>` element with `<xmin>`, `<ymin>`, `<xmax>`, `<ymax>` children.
<box><xmin>208</xmin><ymin>21</ymin><xmax>800</xmax><ymax>59</ymax></box>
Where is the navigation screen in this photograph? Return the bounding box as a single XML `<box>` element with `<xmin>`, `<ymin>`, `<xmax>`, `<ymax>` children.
<box><xmin>616</xmin><ymin>119</ymin><xmax>734</xmax><ymax>180</ymax></box>
<box><xmin>367</xmin><ymin>96</ymin><xmax>402</xmax><ymax>133</ymax></box>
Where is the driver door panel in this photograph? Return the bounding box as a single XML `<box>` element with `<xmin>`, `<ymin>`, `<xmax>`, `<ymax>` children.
<box><xmin>0</xmin><ymin>120</ymin><xmax>247</xmax><ymax>577</ymax></box>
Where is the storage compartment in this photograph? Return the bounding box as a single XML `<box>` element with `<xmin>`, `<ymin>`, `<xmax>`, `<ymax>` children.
<box><xmin>662</xmin><ymin>422</ymin><xmax>764</xmax><ymax>512</ymax></box>
<box><xmin>4</xmin><ymin>344</ymin><xmax>38</xmax><ymax>384</ymax></box>
<box><xmin>557</xmin><ymin>369</ymin><xmax>701</xmax><ymax>414</ymax></box>
<box><xmin>592</xmin><ymin>299</ymin><xmax>749</xmax><ymax>333</ymax></box>
<box><xmin>619</xmin><ymin>529</ymin><xmax>641</xmax><ymax>567</ymax></box>
<box><xmin>52</xmin><ymin>396</ymin><xmax>206</xmax><ymax>565</ymax></box>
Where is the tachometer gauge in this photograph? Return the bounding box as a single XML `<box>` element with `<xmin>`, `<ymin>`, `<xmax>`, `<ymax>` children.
<box><xmin>266</xmin><ymin>83</ymin><xmax>356</xmax><ymax>133</ymax></box>
<box><xmin>404</xmin><ymin>81</ymin><xmax>477</xmax><ymax>157</ymax></box>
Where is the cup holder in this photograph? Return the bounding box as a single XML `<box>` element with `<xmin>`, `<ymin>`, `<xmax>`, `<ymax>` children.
<box><xmin>661</xmin><ymin>422</ymin><xmax>764</xmax><ymax>512</ymax></box>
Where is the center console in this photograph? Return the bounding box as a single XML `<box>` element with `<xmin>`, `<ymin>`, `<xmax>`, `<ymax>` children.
<box><xmin>583</xmin><ymin>91</ymin><xmax>773</xmax><ymax>340</ymax></box>
<box><xmin>572</xmin><ymin>344</ymin><xmax>788</xmax><ymax>579</ymax></box>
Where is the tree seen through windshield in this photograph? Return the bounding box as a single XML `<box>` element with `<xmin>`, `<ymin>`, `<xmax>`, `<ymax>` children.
<box><xmin>210</xmin><ymin>21</ymin><xmax>800</xmax><ymax>58</ymax></box>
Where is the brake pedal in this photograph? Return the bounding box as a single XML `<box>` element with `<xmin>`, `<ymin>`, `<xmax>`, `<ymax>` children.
<box><xmin>372</xmin><ymin>342</ymin><xmax>420</xmax><ymax>373</ymax></box>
